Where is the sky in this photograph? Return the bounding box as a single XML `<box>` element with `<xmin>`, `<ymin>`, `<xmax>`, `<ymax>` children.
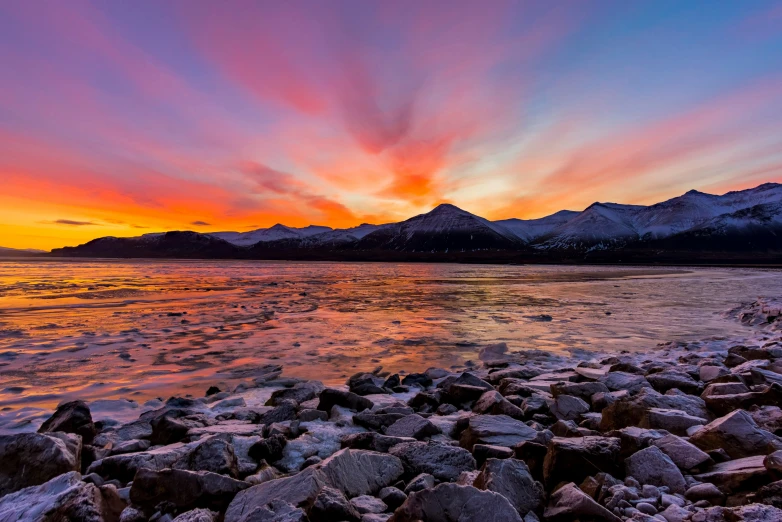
<box><xmin>1</xmin><ymin>0</ymin><xmax>782</xmax><ymax>250</ymax></box>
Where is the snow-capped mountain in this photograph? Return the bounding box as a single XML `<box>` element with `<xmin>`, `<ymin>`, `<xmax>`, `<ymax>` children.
<box><xmin>211</xmin><ymin>224</ymin><xmax>332</xmax><ymax>246</ymax></box>
<box><xmin>356</xmin><ymin>203</ymin><xmax>522</xmax><ymax>251</ymax></box>
<box><xmin>494</xmin><ymin>210</ymin><xmax>580</xmax><ymax>242</ymax></box>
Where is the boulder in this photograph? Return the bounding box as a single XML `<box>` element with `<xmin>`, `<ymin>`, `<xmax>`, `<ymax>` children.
<box><xmin>379</xmin><ymin>487</ymin><xmax>407</xmax><ymax>510</ymax></box>
<box><xmin>625</xmin><ymin>446</ymin><xmax>687</xmax><ymax>494</ymax></box>
<box><xmin>385</xmin><ymin>414</ymin><xmax>441</xmax><ymax>440</ymax></box>
<box><xmin>0</xmin><ymin>432</ymin><xmax>81</xmax><ymax>496</ymax></box>
<box><xmin>543</xmin><ymin>436</ymin><xmax>621</xmax><ymax>488</ymax></box>
<box><xmin>187</xmin><ymin>436</ymin><xmax>240</xmax><ymax>478</ymax></box>
<box><xmin>652</xmin><ymin>434</ymin><xmax>712</xmax><ymax>471</ymax></box>
<box><xmin>689</xmin><ymin>410</ymin><xmax>782</xmax><ymax>459</ymax></box>
<box><xmin>750</xmin><ymin>406</ymin><xmax>782</xmax><ymax>435</ymax></box>
<box><xmin>600</xmin><ymin>387</ymin><xmax>710</xmax><ymax>431</ymax></box>
<box><xmin>233</xmin><ymin>500</ymin><xmax>308</xmax><ymax>522</ymax></box>
<box><xmin>460</xmin><ymin>415</ymin><xmax>539</xmax><ymax>450</ymax></box>
<box><xmin>88</xmin><ymin>438</ymin><xmax>203</xmax><ymax>482</ymax></box>
<box><xmin>690</xmin><ymin>504</ymin><xmax>782</xmax><ymax>522</ymax></box>
<box><xmin>171</xmin><ymin>508</ymin><xmax>218</xmax><ymax>522</ymax></box>
<box><xmin>638</xmin><ymin>408</ymin><xmax>707</xmax><ymax>436</ymax></box>
<box><xmin>684</xmin><ymin>483</ymin><xmax>724</xmax><ymax>505</ymax></box>
<box><xmin>249</xmin><ymin>434</ymin><xmax>287</xmax><ymax>463</ymax></box>
<box><xmin>267</xmin><ymin>382</ymin><xmax>325</xmax><ymax>406</ymax></box>
<box><xmin>543</xmin><ymin>482</ymin><xmax>622</xmax><ymax>522</ymax></box>
<box><xmin>404</xmin><ymin>473</ymin><xmax>435</xmax><ymax>494</ymax></box>
<box><xmin>341</xmin><ymin>432</ymin><xmax>416</xmax><ymax>453</ymax></box>
<box><xmin>599</xmin><ymin>372</ymin><xmax>651</xmax><ymax>394</ymax></box>
<box><xmin>388</xmin><ymin>483</ymin><xmax>523</xmax><ymax>522</ymax></box>
<box><xmin>549</xmin><ymin>395</ymin><xmax>590</xmax><ymax>421</ymax></box>
<box><xmin>646</xmin><ymin>370</ymin><xmax>701</xmax><ymax>395</ymax></box>
<box><xmin>474</xmin><ymin>458</ymin><xmax>544</xmax><ymax>516</ymax></box>
<box><xmin>225</xmin><ymin>467</ymin><xmax>326</xmax><ymax>522</ymax></box>
<box><xmin>390</xmin><ymin>441</ymin><xmax>476</xmax><ymax>482</ymax></box>
<box><xmin>694</xmin><ymin>455</ymin><xmax>770</xmax><ymax>493</ymax></box>
<box><xmin>550</xmin><ymin>381</ymin><xmax>609</xmax><ymax>402</ymax></box>
<box><xmin>350</xmin><ymin>495</ymin><xmax>387</xmax><ymax>514</ymax></box>
<box><xmin>315</xmin><ymin>448</ymin><xmax>404</xmax><ymax>498</ymax></box>
<box><xmin>129</xmin><ymin>468</ymin><xmax>248</xmax><ymax>511</ymax></box>
<box><xmin>0</xmin><ymin>471</ymin><xmax>123</xmax><ymax>522</ymax></box>
<box><xmin>38</xmin><ymin>400</ymin><xmax>97</xmax><ymax>444</ymax></box>
<box><xmin>310</xmin><ymin>486</ymin><xmax>361</xmax><ymax>521</ymax></box>
<box><xmin>472</xmin><ymin>391</ymin><xmax>525</xmax><ymax>419</ymax></box>
<box><xmin>703</xmin><ymin>384</ymin><xmax>782</xmax><ymax>417</ymax></box>
<box><xmin>765</xmin><ymin>450</ymin><xmax>782</xmax><ymax>473</ymax></box>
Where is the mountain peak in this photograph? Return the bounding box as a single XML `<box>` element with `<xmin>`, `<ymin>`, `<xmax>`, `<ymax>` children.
<box><xmin>428</xmin><ymin>203</ymin><xmax>468</xmax><ymax>215</ymax></box>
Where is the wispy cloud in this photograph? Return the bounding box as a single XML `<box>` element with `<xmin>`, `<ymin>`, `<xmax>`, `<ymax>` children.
<box><xmin>190</xmin><ymin>220</ymin><xmax>211</xmax><ymax>226</ymax></box>
<box><xmin>41</xmin><ymin>219</ymin><xmax>100</xmax><ymax>226</ymax></box>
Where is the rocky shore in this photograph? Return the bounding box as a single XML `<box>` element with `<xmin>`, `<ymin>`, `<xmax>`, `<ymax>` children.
<box><xmin>1</xmin><ymin>299</ymin><xmax>782</xmax><ymax>522</ymax></box>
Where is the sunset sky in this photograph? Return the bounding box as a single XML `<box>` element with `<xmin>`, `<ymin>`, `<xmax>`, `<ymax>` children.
<box><xmin>1</xmin><ymin>0</ymin><xmax>782</xmax><ymax>250</ymax></box>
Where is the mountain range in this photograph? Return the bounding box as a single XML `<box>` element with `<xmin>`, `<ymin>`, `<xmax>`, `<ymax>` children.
<box><xmin>49</xmin><ymin>183</ymin><xmax>782</xmax><ymax>264</ymax></box>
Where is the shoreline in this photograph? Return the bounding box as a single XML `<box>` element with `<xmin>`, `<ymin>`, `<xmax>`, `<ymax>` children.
<box><xmin>1</xmin><ymin>299</ymin><xmax>782</xmax><ymax>520</ymax></box>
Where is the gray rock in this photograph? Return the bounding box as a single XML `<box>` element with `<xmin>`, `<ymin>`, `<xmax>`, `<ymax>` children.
<box><xmin>765</xmin><ymin>450</ymin><xmax>782</xmax><ymax>473</ymax></box>
<box><xmin>690</xmin><ymin>504</ymin><xmax>782</xmax><ymax>522</ymax></box>
<box><xmin>267</xmin><ymin>381</ymin><xmax>324</xmax><ymax>406</ymax></box>
<box><xmin>0</xmin><ymin>432</ymin><xmax>81</xmax><ymax>496</ymax></box>
<box><xmin>110</xmin><ymin>439</ymin><xmax>151</xmax><ymax>455</ymax></box>
<box><xmin>472</xmin><ymin>390</ymin><xmax>526</xmax><ymax>419</ymax></box>
<box><xmin>88</xmin><ymin>437</ymin><xmax>205</xmax><ymax>482</ymax></box>
<box><xmin>404</xmin><ymin>473</ymin><xmax>435</xmax><ymax>494</ymax></box>
<box><xmin>653</xmin><ymin>434</ymin><xmax>712</xmax><ymax>471</ymax></box>
<box><xmin>684</xmin><ymin>483</ymin><xmax>724</xmax><ymax>505</ymax></box>
<box><xmin>639</xmin><ymin>408</ymin><xmax>707</xmax><ymax>436</ymax></box>
<box><xmin>188</xmin><ymin>436</ymin><xmax>240</xmax><ymax>477</ymax></box>
<box><xmin>474</xmin><ymin>458</ymin><xmax>544</xmax><ymax>516</ymax></box>
<box><xmin>171</xmin><ymin>509</ymin><xmax>217</xmax><ymax>522</ymax></box>
<box><xmin>543</xmin><ymin>482</ymin><xmax>622</xmax><ymax>522</ymax></box>
<box><xmin>694</xmin><ymin>455</ymin><xmax>770</xmax><ymax>494</ymax></box>
<box><xmin>310</xmin><ymin>486</ymin><xmax>360</xmax><ymax>521</ymax></box>
<box><xmin>390</xmin><ymin>441</ymin><xmax>476</xmax><ymax>482</ymax></box>
<box><xmin>389</xmin><ymin>483</ymin><xmax>523</xmax><ymax>522</ymax></box>
<box><xmin>385</xmin><ymin>414</ymin><xmax>441</xmax><ymax>440</ymax></box>
<box><xmin>460</xmin><ymin>414</ymin><xmax>539</xmax><ymax>450</ymax></box>
<box><xmin>341</xmin><ymin>432</ymin><xmax>417</xmax><ymax>453</ymax></box>
<box><xmin>129</xmin><ymin>468</ymin><xmax>249</xmax><ymax>511</ymax></box>
<box><xmin>225</xmin><ymin>468</ymin><xmax>325</xmax><ymax>522</ymax></box>
<box><xmin>689</xmin><ymin>409</ymin><xmax>782</xmax><ymax>459</ymax></box>
<box><xmin>599</xmin><ymin>372</ymin><xmax>652</xmax><ymax>394</ymax></box>
<box><xmin>550</xmin><ymin>381</ymin><xmax>609</xmax><ymax>402</ymax></box>
<box><xmin>543</xmin><ymin>436</ymin><xmax>621</xmax><ymax>488</ymax></box>
<box><xmin>379</xmin><ymin>487</ymin><xmax>407</xmax><ymax>510</ymax></box>
<box><xmin>0</xmin><ymin>471</ymin><xmax>124</xmax><ymax>522</ymax></box>
<box><xmin>318</xmin><ymin>389</ymin><xmax>374</xmax><ymax>412</ymax></box>
<box><xmin>550</xmin><ymin>395</ymin><xmax>590</xmax><ymax>421</ymax></box>
<box><xmin>601</xmin><ymin>387</ymin><xmax>710</xmax><ymax>431</ymax></box>
<box><xmin>351</xmin><ymin>495</ymin><xmax>387</xmax><ymax>514</ymax></box>
<box><xmin>38</xmin><ymin>400</ymin><xmax>97</xmax><ymax>444</ymax></box>
<box><xmin>646</xmin><ymin>371</ymin><xmax>701</xmax><ymax>394</ymax></box>
<box><xmin>316</xmin><ymin>448</ymin><xmax>405</xmax><ymax>498</ymax></box>
<box><xmin>625</xmin><ymin>446</ymin><xmax>687</xmax><ymax>494</ymax></box>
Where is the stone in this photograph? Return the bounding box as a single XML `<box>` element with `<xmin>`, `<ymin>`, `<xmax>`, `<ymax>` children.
<box><xmin>550</xmin><ymin>395</ymin><xmax>590</xmax><ymax>421</ymax></box>
<box><xmin>701</xmin><ymin>382</ymin><xmax>750</xmax><ymax>397</ymax></box>
<box><xmin>647</xmin><ymin>371</ymin><xmax>701</xmax><ymax>394</ymax></box>
<box><xmin>625</xmin><ymin>446</ymin><xmax>687</xmax><ymax>494</ymax></box>
<box><xmin>550</xmin><ymin>381</ymin><xmax>609</xmax><ymax>401</ymax></box>
<box><xmin>354</xmin><ymin>412</ymin><xmax>407</xmax><ymax>431</ymax></box>
<box><xmin>38</xmin><ymin>400</ymin><xmax>97</xmax><ymax>444</ymax></box>
<box><xmin>0</xmin><ymin>471</ymin><xmax>123</xmax><ymax>522</ymax></box>
<box><xmin>472</xmin><ymin>444</ymin><xmax>514</xmax><ymax>466</ymax></box>
<box><xmin>765</xmin><ymin>450</ymin><xmax>782</xmax><ymax>473</ymax></box>
<box><xmin>267</xmin><ymin>381</ymin><xmax>324</xmax><ymax>406</ymax></box>
<box><xmin>609</xmin><ymin>426</ymin><xmax>667</xmax><ymax>459</ymax></box>
<box><xmin>110</xmin><ymin>439</ymin><xmax>152</xmax><ymax>455</ymax></box>
<box><xmin>756</xmin><ymin>480</ymin><xmax>782</xmax><ymax>509</ymax></box>
<box><xmin>543</xmin><ymin>482</ymin><xmax>622</xmax><ymax>522</ymax></box>
<box><xmin>460</xmin><ymin>414</ymin><xmax>539</xmax><ymax>450</ymax></box>
<box><xmin>385</xmin><ymin>414</ymin><xmax>441</xmax><ymax>440</ymax></box>
<box><xmin>474</xmin><ymin>458</ymin><xmax>544</xmax><ymax>516</ymax></box>
<box><xmin>749</xmin><ymin>406</ymin><xmax>782</xmax><ymax>435</ymax></box>
<box><xmin>188</xmin><ymin>436</ymin><xmax>239</xmax><ymax>478</ymax></box>
<box><xmin>690</xmin><ymin>505</ymin><xmax>782</xmax><ymax>522</ymax></box>
<box><xmin>694</xmin><ymin>455</ymin><xmax>770</xmax><ymax>493</ymax></box>
<box><xmin>88</xmin><ymin>437</ymin><xmax>206</xmax><ymax>482</ymax></box>
<box><xmin>599</xmin><ymin>372</ymin><xmax>652</xmax><ymax>394</ymax></box>
<box><xmin>653</xmin><ymin>434</ymin><xmax>712</xmax><ymax>471</ymax></box>
<box><xmin>689</xmin><ymin>409</ymin><xmax>782</xmax><ymax>459</ymax></box>
<box><xmin>314</xmin><ymin>448</ymin><xmax>404</xmax><ymax>498</ymax></box>
<box><xmin>684</xmin><ymin>483</ymin><xmax>724</xmax><ymax>505</ymax></box>
<box><xmin>341</xmin><ymin>432</ymin><xmax>416</xmax><ymax>453</ymax></box>
<box><xmin>550</xmin><ymin>419</ymin><xmax>580</xmax><ymax>437</ymax></box>
<box><xmin>257</xmin><ymin>401</ymin><xmax>298</xmax><ymax>425</ymax></box>
<box><xmin>350</xmin><ymin>495</ymin><xmax>387</xmax><ymax>514</ymax></box>
<box><xmin>0</xmin><ymin>432</ymin><xmax>81</xmax><ymax>496</ymax></box>
<box><xmin>148</xmin><ymin>408</ymin><xmax>208</xmax><ymax>445</ymax></box>
<box><xmin>249</xmin><ymin>434</ymin><xmax>287</xmax><ymax>463</ymax></box>
<box><xmin>703</xmin><ymin>383</ymin><xmax>782</xmax><ymax>417</ymax></box>
<box><xmin>472</xmin><ymin>390</ymin><xmax>525</xmax><ymax>419</ymax></box>
<box><xmin>318</xmin><ymin>388</ymin><xmax>374</xmax><ymax>412</ymax></box>
<box><xmin>378</xmin><ymin>487</ymin><xmax>407</xmax><ymax>510</ymax></box>
<box><xmin>639</xmin><ymin>408</ymin><xmax>707</xmax><ymax>436</ymax></box>
<box><xmin>543</xmin><ymin>436</ymin><xmax>621</xmax><ymax>488</ymax></box>
<box><xmin>388</xmin><ymin>483</ymin><xmax>523</xmax><ymax>522</ymax></box>
<box><xmin>299</xmin><ymin>409</ymin><xmax>329</xmax><ymax>422</ymax></box>
<box><xmin>171</xmin><ymin>509</ymin><xmax>217</xmax><ymax>522</ymax></box>
<box><xmin>700</xmin><ymin>365</ymin><xmax>730</xmax><ymax>382</ymax></box>
<box><xmin>129</xmin><ymin>468</ymin><xmax>248</xmax><ymax>511</ymax></box>
<box><xmin>600</xmin><ymin>387</ymin><xmax>710</xmax><ymax>431</ymax></box>
<box><xmin>390</xmin><ymin>441</ymin><xmax>476</xmax><ymax>482</ymax></box>
<box><xmin>310</xmin><ymin>486</ymin><xmax>361</xmax><ymax>521</ymax></box>
<box><xmin>404</xmin><ymin>473</ymin><xmax>435</xmax><ymax>494</ymax></box>
<box><xmin>225</xmin><ymin>468</ymin><xmax>325</xmax><ymax>522</ymax></box>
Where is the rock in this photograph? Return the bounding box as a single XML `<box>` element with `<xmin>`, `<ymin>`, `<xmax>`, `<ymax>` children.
<box><xmin>684</xmin><ymin>483</ymin><xmax>724</xmax><ymax>505</ymax></box>
<box><xmin>148</xmin><ymin>408</ymin><xmax>208</xmax><ymax>445</ymax></box>
<box><xmin>460</xmin><ymin>414</ymin><xmax>539</xmax><ymax>450</ymax></box>
<box><xmin>390</xmin><ymin>441</ymin><xmax>476</xmax><ymax>482</ymax></box>
<box><xmin>639</xmin><ymin>408</ymin><xmax>707</xmax><ymax>436</ymax></box>
<box><xmin>318</xmin><ymin>389</ymin><xmax>374</xmax><ymax>412</ymax></box>
<box><xmin>756</xmin><ymin>480</ymin><xmax>782</xmax><ymax>509</ymax></box>
<box><xmin>310</xmin><ymin>486</ymin><xmax>361</xmax><ymax>522</ymax></box>
<box><xmin>38</xmin><ymin>400</ymin><xmax>97</xmax><ymax>444</ymax></box>
<box><xmin>249</xmin><ymin>434</ymin><xmax>288</xmax><ymax>463</ymax></box>
<box><xmin>129</xmin><ymin>468</ymin><xmax>248</xmax><ymax>511</ymax></box>
<box><xmin>341</xmin><ymin>432</ymin><xmax>416</xmax><ymax>453</ymax></box>
<box><xmin>550</xmin><ymin>381</ymin><xmax>609</xmax><ymax>402</ymax></box>
<box><xmin>88</xmin><ymin>437</ymin><xmax>204</xmax><ymax>482</ymax></box>
<box><xmin>647</xmin><ymin>371</ymin><xmax>701</xmax><ymax>395</ymax></box>
<box><xmin>653</xmin><ymin>434</ymin><xmax>713</xmax><ymax>471</ymax></box>
<box><xmin>694</xmin><ymin>455</ymin><xmax>770</xmax><ymax>493</ymax></box>
<box><xmin>543</xmin><ymin>436</ymin><xmax>621</xmax><ymax>488</ymax></box>
<box><xmin>474</xmin><ymin>458</ymin><xmax>544</xmax><ymax>516</ymax></box>
<box><xmin>472</xmin><ymin>444</ymin><xmax>514</xmax><ymax>466</ymax></box>
<box><xmin>550</xmin><ymin>419</ymin><xmax>580</xmax><ymax>437</ymax></box>
<box><xmin>599</xmin><ymin>372</ymin><xmax>652</xmax><ymax>394</ymax></box>
<box><xmin>110</xmin><ymin>439</ymin><xmax>152</xmax><ymax>455</ymax></box>
<box><xmin>402</xmin><ymin>373</ymin><xmax>433</xmax><ymax>388</ymax></box>
<box><xmin>257</xmin><ymin>401</ymin><xmax>298</xmax><ymax>425</ymax></box>
<box><xmin>0</xmin><ymin>471</ymin><xmax>123</xmax><ymax>522</ymax></box>
<box><xmin>385</xmin><ymin>414</ymin><xmax>441</xmax><ymax>440</ymax></box>
<box><xmin>701</xmin><ymin>382</ymin><xmax>750</xmax><ymax>397</ymax></box>
<box><xmin>609</xmin><ymin>426</ymin><xmax>667</xmax><ymax>459</ymax></box>
<box><xmin>404</xmin><ymin>473</ymin><xmax>435</xmax><ymax>494</ymax></box>
<box><xmin>315</xmin><ymin>448</ymin><xmax>404</xmax><ymax>498</ymax></box>
<box><xmin>749</xmin><ymin>406</ymin><xmax>782</xmax><ymax>435</ymax></box>
<box><xmin>703</xmin><ymin>383</ymin><xmax>782</xmax><ymax>417</ymax></box>
<box><xmin>0</xmin><ymin>432</ymin><xmax>81</xmax><ymax>496</ymax></box>
<box><xmin>267</xmin><ymin>381</ymin><xmax>325</xmax><ymax>406</ymax></box>
<box><xmin>700</xmin><ymin>365</ymin><xmax>730</xmax><ymax>382</ymax></box>
<box><xmin>354</xmin><ymin>412</ymin><xmax>407</xmax><ymax>431</ymax></box>
<box><xmin>690</xmin><ymin>504</ymin><xmax>782</xmax><ymax>522</ymax></box>
<box><xmin>299</xmin><ymin>409</ymin><xmax>329</xmax><ymax>422</ymax></box>
<box><xmin>389</xmin><ymin>483</ymin><xmax>523</xmax><ymax>522</ymax></box>
<box><xmin>550</xmin><ymin>395</ymin><xmax>590</xmax><ymax>421</ymax></box>
<box><xmin>544</xmin><ymin>482</ymin><xmax>622</xmax><ymax>522</ymax></box>
<box><xmin>378</xmin><ymin>487</ymin><xmax>407</xmax><ymax>510</ymax></box>
<box><xmin>472</xmin><ymin>390</ymin><xmax>525</xmax><ymax>419</ymax></box>
<box><xmin>625</xmin><ymin>446</ymin><xmax>687</xmax><ymax>494</ymax></box>
<box><xmin>225</xmin><ymin>467</ymin><xmax>325</xmax><ymax>522</ymax></box>
<box><xmin>350</xmin><ymin>495</ymin><xmax>387</xmax><ymax>514</ymax></box>
<box><xmin>171</xmin><ymin>509</ymin><xmax>217</xmax><ymax>522</ymax></box>
<box><xmin>600</xmin><ymin>387</ymin><xmax>710</xmax><ymax>431</ymax></box>
<box><xmin>765</xmin><ymin>450</ymin><xmax>782</xmax><ymax>473</ymax></box>
<box><xmin>188</xmin><ymin>436</ymin><xmax>239</xmax><ymax>478</ymax></box>
<box><xmin>689</xmin><ymin>409</ymin><xmax>782</xmax><ymax>459</ymax></box>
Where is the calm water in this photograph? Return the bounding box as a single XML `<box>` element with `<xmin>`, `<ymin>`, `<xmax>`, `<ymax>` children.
<box><xmin>0</xmin><ymin>260</ymin><xmax>779</xmax><ymax>420</ymax></box>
